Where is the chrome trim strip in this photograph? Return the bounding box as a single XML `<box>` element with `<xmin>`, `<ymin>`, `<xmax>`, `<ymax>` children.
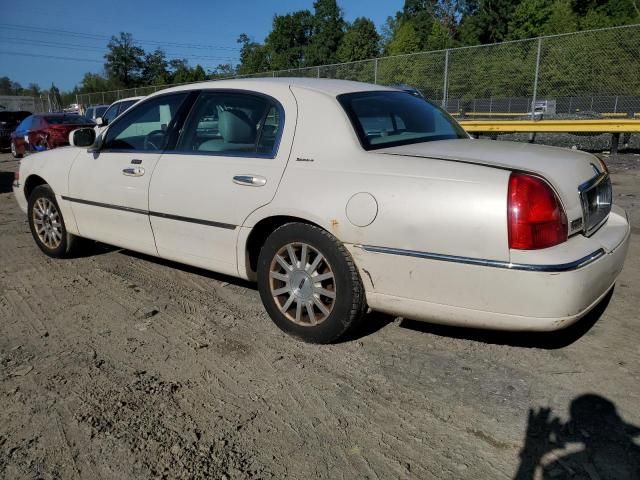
<box><xmin>355</xmin><ymin>245</ymin><xmax>606</xmax><ymax>272</ymax></box>
<box><xmin>148</xmin><ymin>210</ymin><xmax>235</xmax><ymax>230</ymax></box>
<box><xmin>61</xmin><ymin>196</ymin><xmax>236</xmax><ymax>230</ymax></box>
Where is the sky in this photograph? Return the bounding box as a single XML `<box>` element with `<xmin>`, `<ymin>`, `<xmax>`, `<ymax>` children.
<box><xmin>0</xmin><ymin>0</ymin><xmax>403</xmax><ymax>92</ymax></box>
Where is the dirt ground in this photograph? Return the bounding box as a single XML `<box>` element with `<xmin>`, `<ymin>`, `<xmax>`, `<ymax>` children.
<box><xmin>0</xmin><ymin>149</ymin><xmax>639</xmax><ymax>480</ymax></box>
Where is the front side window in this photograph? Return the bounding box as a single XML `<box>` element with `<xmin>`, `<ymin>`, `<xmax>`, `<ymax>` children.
<box><xmin>338</xmin><ymin>91</ymin><xmax>467</xmax><ymax>150</ymax></box>
<box><xmin>102</xmin><ymin>104</ymin><xmax>119</xmax><ymax>124</ymax></box>
<box><xmin>103</xmin><ymin>93</ymin><xmax>187</xmax><ymax>151</ymax></box>
<box><xmin>177</xmin><ymin>92</ymin><xmax>281</xmax><ymax>156</ymax></box>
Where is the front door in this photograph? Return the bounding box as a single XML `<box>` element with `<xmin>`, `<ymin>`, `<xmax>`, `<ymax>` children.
<box><xmin>148</xmin><ymin>90</ymin><xmax>295</xmax><ymax>276</ymax></box>
<box><xmin>67</xmin><ymin>93</ymin><xmax>189</xmax><ymax>255</ymax></box>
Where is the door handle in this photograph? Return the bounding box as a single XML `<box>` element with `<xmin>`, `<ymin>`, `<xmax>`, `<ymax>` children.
<box><xmin>233</xmin><ymin>175</ymin><xmax>267</xmax><ymax>187</ymax></box>
<box><xmin>122</xmin><ymin>167</ymin><xmax>145</xmax><ymax>177</ymax></box>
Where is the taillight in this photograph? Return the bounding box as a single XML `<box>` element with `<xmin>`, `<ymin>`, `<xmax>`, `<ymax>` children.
<box><xmin>507</xmin><ymin>173</ymin><xmax>568</xmax><ymax>250</ymax></box>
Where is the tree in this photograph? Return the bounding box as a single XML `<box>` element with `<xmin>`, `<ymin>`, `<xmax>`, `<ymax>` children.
<box><xmin>142</xmin><ymin>49</ymin><xmax>169</xmax><ymax>86</ymax></box>
<box><xmin>236</xmin><ymin>34</ymin><xmax>270</xmax><ymax>75</ymax></box>
<box><xmin>210</xmin><ymin>63</ymin><xmax>236</xmax><ymax>79</ymax></box>
<box><xmin>169</xmin><ymin>59</ymin><xmax>192</xmax><ymax>84</ymax></box>
<box><xmin>0</xmin><ymin>77</ymin><xmax>13</xmax><ymax>95</ymax></box>
<box><xmin>306</xmin><ymin>0</ymin><xmax>345</xmax><ymax>65</ymax></box>
<box><xmin>104</xmin><ymin>32</ymin><xmax>145</xmax><ymax>87</ymax></box>
<box><xmin>265</xmin><ymin>11</ymin><xmax>314</xmax><ymax>70</ymax></box>
<box><xmin>457</xmin><ymin>0</ymin><xmax>522</xmax><ymax>45</ymax></box>
<box><xmin>26</xmin><ymin>83</ymin><xmax>41</xmax><ymax>97</ymax></box>
<box><xmin>386</xmin><ymin>19</ymin><xmax>422</xmax><ymax>54</ymax></box>
<box><xmin>337</xmin><ymin>17</ymin><xmax>380</xmax><ymax>62</ymax></box>
<box><xmin>192</xmin><ymin>64</ymin><xmax>206</xmax><ymax>81</ymax></box>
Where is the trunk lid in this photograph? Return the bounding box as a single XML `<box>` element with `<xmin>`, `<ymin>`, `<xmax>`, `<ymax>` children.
<box><xmin>377</xmin><ymin>138</ymin><xmax>607</xmax><ymax>234</ymax></box>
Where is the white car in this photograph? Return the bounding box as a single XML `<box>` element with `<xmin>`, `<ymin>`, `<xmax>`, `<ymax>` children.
<box><xmin>95</xmin><ymin>96</ymin><xmax>143</xmax><ymax>133</ymax></box>
<box><xmin>12</xmin><ymin>79</ymin><xmax>630</xmax><ymax>343</ymax></box>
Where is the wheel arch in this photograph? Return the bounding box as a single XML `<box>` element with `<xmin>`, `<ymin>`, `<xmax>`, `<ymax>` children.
<box><xmin>24</xmin><ymin>174</ymin><xmax>48</xmax><ymax>200</ymax></box>
<box><xmin>243</xmin><ymin>215</ymin><xmax>328</xmax><ymax>280</ymax></box>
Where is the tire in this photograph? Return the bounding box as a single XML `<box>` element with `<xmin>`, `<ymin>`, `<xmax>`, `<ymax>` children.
<box><xmin>27</xmin><ymin>185</ymin><xmax>77</xmax><ymax>258</ymax></box>
<box><xmin>11</xmin><ymin>140</ymin><xmax>22</xmax><ymax>158</ymax></box>
<box><xmin>257</xmin><ymin>223</ymin><xmax>366</xmax><ymax>344</ymax></box>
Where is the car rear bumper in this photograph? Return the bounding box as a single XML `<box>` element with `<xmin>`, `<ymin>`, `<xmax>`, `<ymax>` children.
<box><xmin>348</xmin><ymin>205</ymin><xmax>630</xmax><ymax>331</ymax></box>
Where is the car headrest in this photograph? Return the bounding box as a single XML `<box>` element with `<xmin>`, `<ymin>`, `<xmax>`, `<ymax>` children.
<box><xmin>219</xmin><ymin>109</ymin><xmax>256</xmax><ymax>143</ymax></box>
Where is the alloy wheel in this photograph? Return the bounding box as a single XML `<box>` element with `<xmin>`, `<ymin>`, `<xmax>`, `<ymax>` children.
<box><xmin>32</xmin><ymin>197</ymin><xmax>63</xmax><ymax>249</ymax></box>
<box><xmin>269</xmin><ymin>242</ymin><xmax>336</xmax><ymax>326</ymax></box>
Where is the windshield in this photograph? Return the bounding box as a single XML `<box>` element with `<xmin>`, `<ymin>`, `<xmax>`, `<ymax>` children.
<box><xmin>45</xmin><ymin>115</ymin><xmax>95</xmax><ymax>125</ymax></box>
<box><xmin>338</xmin><ymin>91</ymin><xmax>467</xmax><ymax>150</ymax></box>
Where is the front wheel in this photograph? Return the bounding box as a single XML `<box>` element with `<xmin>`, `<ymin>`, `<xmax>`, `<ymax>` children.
<box><xmin>257</xmin><ymin>223</ymin><xmax>366</xmax><ymax>344</ymax></box>
<box><xmin>28</xmin><ymin>185</ymin><xmax>78</xmax><ymax>258</ymax></box>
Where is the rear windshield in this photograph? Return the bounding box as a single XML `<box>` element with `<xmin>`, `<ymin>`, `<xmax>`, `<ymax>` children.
<box><xmin>338</xmin><ymin>91</ymin><xmax>467</xmax><ymax>150</ymax></box>
<box><xmin>44</xmin><ymin>115</ymin><xmax>95</xmax><ymax>125</ymax></box>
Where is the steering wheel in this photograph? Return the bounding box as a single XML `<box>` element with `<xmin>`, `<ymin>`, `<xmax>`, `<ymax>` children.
<box><xmin>143</xmin><ymin>130</ymin><xmax>165</xmax><ymax>151</ymax></box>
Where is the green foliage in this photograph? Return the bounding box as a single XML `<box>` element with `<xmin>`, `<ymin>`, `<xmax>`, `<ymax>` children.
<box><xmin>104</xmin><ymin>32</ymin><xmax>145</xmax><ymax>87</ymax></box>
<box><xmin>141</xmin><ymin>49</ymin><xmax>169</xmax><ymax>86</ymax></box>
<box><xmin>337</xmin><ymin>17</ymin><xmax>380</xmax><ymax>62</ymax></box>
<box><xmin>265</xmin><ymin>10</ymin><xmax>314</xmax><ymax>69</ymax></box>
<box><xmin>386</xmin><ymin>20</ymin><xmax>422</xmax><ymax>54</ymax></box>
<box><xmin>306</xmin><ymin>0</ymin><xmax>346</xmax><ymax>65</ymax></box>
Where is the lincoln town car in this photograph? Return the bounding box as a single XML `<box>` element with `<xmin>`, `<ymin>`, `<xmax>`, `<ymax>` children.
<box><xmin>12</xmin><ymin>79</ymin><xmax>630</xmax><ymax>343</ymax></box>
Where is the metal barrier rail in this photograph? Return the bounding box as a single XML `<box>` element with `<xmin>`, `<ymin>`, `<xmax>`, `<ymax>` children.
<box><xmin>458</xmin><ymin>119</ymin><xmax>640</xmax><ymax>153</ymax></box>
<box><xmin>451</xmin><ymin>112</ymin><xmax>640</xmax><ymax>117</ymax></box>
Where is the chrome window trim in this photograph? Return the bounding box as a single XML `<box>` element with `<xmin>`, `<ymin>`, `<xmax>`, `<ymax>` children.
<box><xmin>355</xmin><ymin>245</ymin><xmax>605</xmax><ymax>272</ymax></box>
<box><xmin>174</xmin><ymin>89</ymin><xmax>285</xmax><ymax>160</ymax></box>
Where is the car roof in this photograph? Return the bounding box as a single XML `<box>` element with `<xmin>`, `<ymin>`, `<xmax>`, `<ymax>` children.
<box><xmin>112</xmin><ymin>96</ymin><xmax>143</xmax><ymax>104</ymax></box>
<box><xmin>155</xmin><ymin>78</ymin><xmax>396</xmax><ymax>98</ymax></box>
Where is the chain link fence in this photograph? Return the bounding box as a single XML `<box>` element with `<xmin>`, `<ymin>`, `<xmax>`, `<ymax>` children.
<box><xmin>75</xmin><ymin>24</ymin><xmax>640</xmax><ymax>118</ymax></box>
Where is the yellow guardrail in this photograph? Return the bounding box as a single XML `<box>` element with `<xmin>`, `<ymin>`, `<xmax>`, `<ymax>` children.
<box><xmin>451</xmin><ymin>112</ymin><xmax>639</xmax><ymax>118</ymax></box>
<box><xmin>458</xmin><ymin>119</ymin><xmax>640</xmax><ymax>133</ymax></box>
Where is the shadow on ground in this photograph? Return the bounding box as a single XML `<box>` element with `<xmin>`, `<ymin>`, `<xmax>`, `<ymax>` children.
<box><xmin>0</xmin><ymin>171</ymin><xmax>14</xmax><ymax>194</ymax></box>
<box><xmin>514</xmin><ymin>393</ymin><xmax>640</xmax><ymax>479</ymax></box>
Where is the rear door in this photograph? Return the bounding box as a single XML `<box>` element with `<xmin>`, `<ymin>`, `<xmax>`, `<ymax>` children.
<box><xmin>67</xmin><ymin>93</ymin><xmax>189</xmax><ymax>255</ymax></box>
<box><xmin>148</xmin><ymin>89</ymin><xmax>294</xmax><ymax>276</ymax></box>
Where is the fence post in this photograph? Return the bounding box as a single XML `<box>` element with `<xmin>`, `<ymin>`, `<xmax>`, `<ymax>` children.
<box><xmin>374</xmin><ymin>58</ymin><xmax>378</xmax><ymax>84</ymax></box>
<box><xmin>102</xmin><ymin>92</ymin><xmax>105</xmax><ymax>104</ymax></box>
<box><xmin>442</xmin><ymin>49</ymin><xmax>449</xmax><ymax>108</ymax></box>
<box><xmin>317</xmin><ymin>66</ymin><xmax>320</xmax><ymax>78</ymax></box>
<box><xmin>531</xmin><ymin>37</ymin><xmax>542</xmax><ymax>120</ymax></box>
<box><xmin>134</xmin><ymin>88</ymin><xmax>138</xmax><ymax>96</ymax></box>
<box><xmin>613</xmin><ymin>95</ymin><xmax>618</xmax><ymax>113</ymax></box>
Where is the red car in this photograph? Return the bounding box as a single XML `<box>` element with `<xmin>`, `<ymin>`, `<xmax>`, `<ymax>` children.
<box><xmin>10</xmin><ymin>113</ymin><xmax>95</xmax><ymax>158</ymax></box>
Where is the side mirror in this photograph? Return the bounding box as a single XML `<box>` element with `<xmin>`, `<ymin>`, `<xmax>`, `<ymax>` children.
<box><xmin>96</xmin><ymin>117</ymin><xmax>105</xmax><ymax>126</ymax></box>
<box><xmin>69</xmin><ymin>128</ymin><xmax>96</xmax><ymax>148</ymax></box>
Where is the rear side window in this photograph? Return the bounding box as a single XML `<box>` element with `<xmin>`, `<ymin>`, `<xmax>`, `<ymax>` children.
<box><xmin>176</xmin><ymin>92</ymin><xmax>282</xmax><ymax>156</ymax></box>
<box><xmin>338</xmin><ymin>91</ymin><xmax>467</xmax><ymax>150</ymax></box>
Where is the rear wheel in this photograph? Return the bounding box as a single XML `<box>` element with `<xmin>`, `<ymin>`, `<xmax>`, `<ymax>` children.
<box><xmin>257</xmin><ymin>223</ymin><xmax>366</xmax><ymax>344</ymax></box>
<box><xmin>28</xmin><ymin>185</ymin><xmax>77</xmax><ymax>258</ymax></box>
<box><xmin>11</xmin><ymin>140</ymin><xmax>22</xmax><ymax>158</ymax></box>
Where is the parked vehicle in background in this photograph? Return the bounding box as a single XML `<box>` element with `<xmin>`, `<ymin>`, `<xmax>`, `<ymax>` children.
<box><xmin>0</xmin><ymin>110</ymin><xmax>31</xmax><ymax>151</ymax></box>
<box><xmin>13</xmin><ymin>79</ymin><xmax>630</xmax><ymax>343</ymax></box>
<box><xmin>10</xmin><ymin>113</ymin><xmax>95</xmax><ymax>158</ymax></box>
<box><xmin>96</xmin><ymin>96</ymin><xmax>143</xmax><ymax>131</ymax></box>
<box><xmin>84</xmin><ymin>105</ymin><xmax>109</xmax><ymax>122</ymax></box>
<box><xmin>64</xmin><ymin>104</ymin><xmax>81</xmax><ymax>114</ymax></box>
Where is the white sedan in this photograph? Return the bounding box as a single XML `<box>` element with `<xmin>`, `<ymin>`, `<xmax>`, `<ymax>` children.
<box><xmin>12</xmin><ymin>79</ymin><xmax>630</xmax><ymax>343</ymax></box>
